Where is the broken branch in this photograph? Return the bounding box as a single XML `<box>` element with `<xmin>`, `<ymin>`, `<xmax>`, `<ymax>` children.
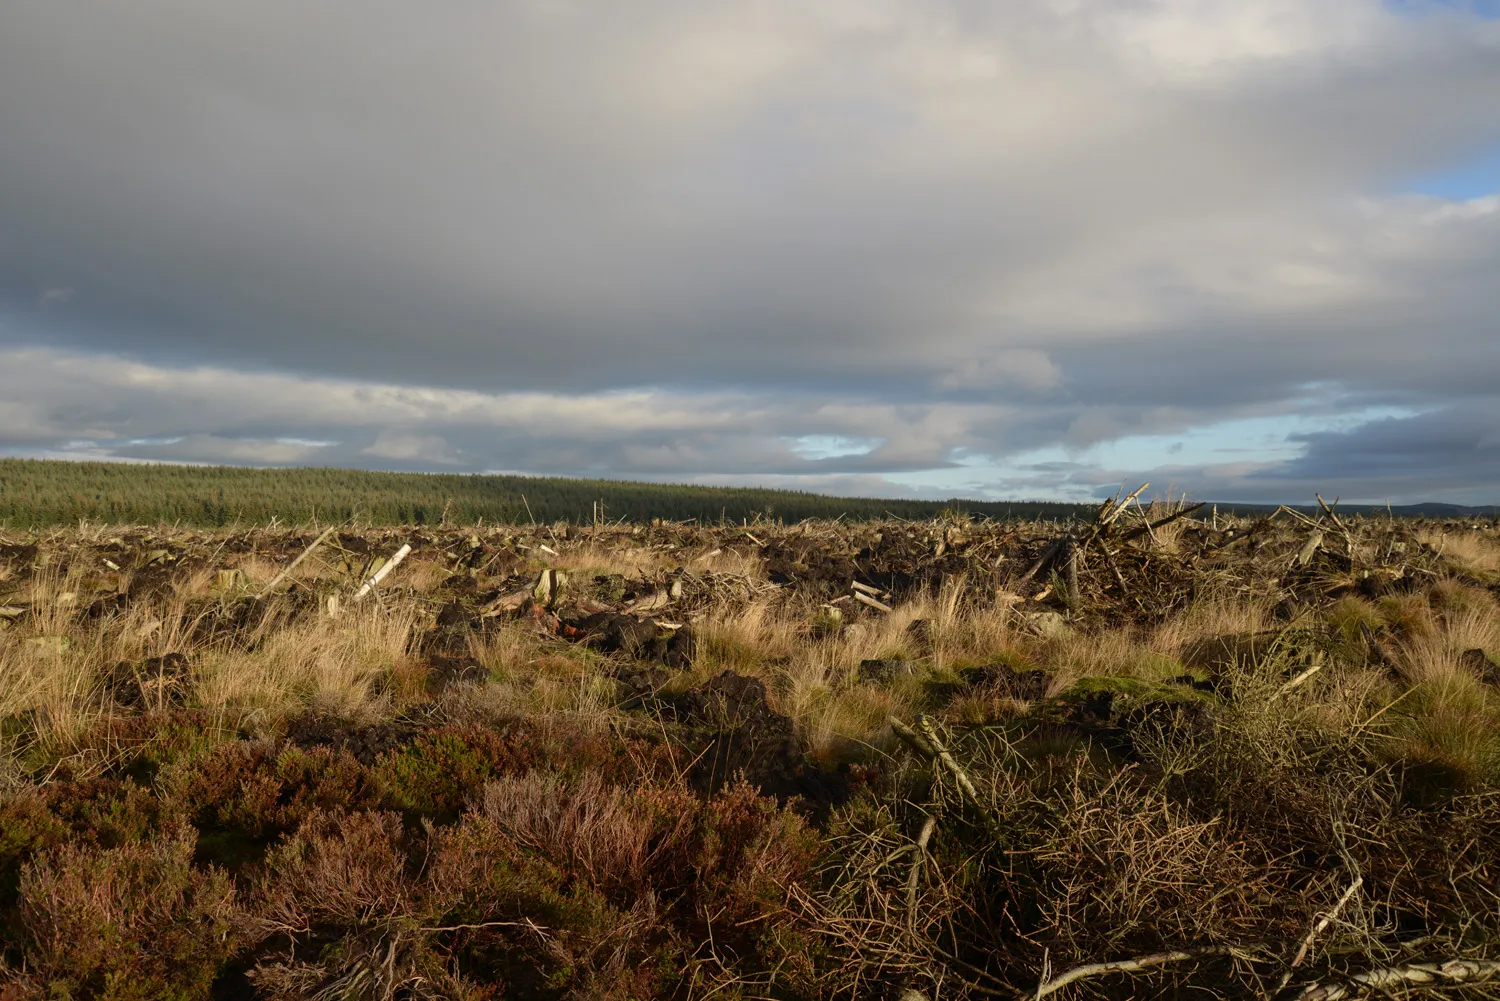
<box><xmin>1293</xmin><ymin>958</ymin><xmax>1500</xmax><ymax>1001</ymax></box>
<box><xmin>256</xmin><ymin>525</ymin><xmax>339</xmax><ymax>599</ymax></box>
<box><xmin>354</xmin><ymin>543</ymin><xmax>412</xmax><ymax>599</ymax></box>
<box><xmin>1276</xmin><ymin>877</ymin><xmax>1363</xmax><ymax>993</ymax></box>
<box><xmin>1036</xmin><ymin>945</ymin><xmax>1248</xmax><ymax>998</ymax></box>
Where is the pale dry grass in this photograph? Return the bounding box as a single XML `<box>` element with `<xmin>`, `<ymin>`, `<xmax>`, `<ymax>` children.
<box><xmin>228</xmin><ymin>554</ymin><xmax>283</xmax><ymax>590</ymax></box>
<box><xmin>466</xmin><ymin>624</ymin><xmax>618</xmax><ymax>719</ymax></box>
<box><xmin>696</xmin><ymin>600</ymin><xmax>804</xmax><ymax>675</ymax></box>
<box><xmin>692</xmin><ymin>581</ymin><xmax>1024</xmax><ymax>763</ymax></box>
<box><xmin>399</xmin><ymin>554</ymin><xmax>449</xmax><ymax>593</ymax></box>
<box><xmin>1406</xmin><ymin>608</ymin><xmax>1500</xmax><ymax>680</ymax></box>
<box><xmin>692</xmin><ymin>546</ymin><xmax>765</xmax><ymax>578</ymax></box>
<box><xmin>1417</xmin><ymin>528</ymin><xmax>1500</xmax><ymax>574</ymax></box>
<box><xmin>1134</xmin><ymin>496</ymin><xmax>1195</xmax><ymax>554</ymax></box>
<box><xmin>6</xmin><ymin>521</ymin><xmax>1498</xmax><ymax>786</ymax></box>
<box><xmin>1150</xmin><ymin>597</ymin><xmax>1274</xmax><ymax>656</ymax></box>
<box><xmin>1046</xmin><ymin>626</ymin><xmax>1180</xmax><ymax>686</ymax></box>
<box><xmin>543</xmin><ymin>539</ymin><xmax>677</xmax><ymax>579</ymax></box>
<box><xmin>194</xmin><ymin>603</ymin><xmax>418</xmax><ymax>724</ymax></box>
<box><xmin>1</xmin><ymin>569</ymin><xmax>201</xmax><ymax>719</ymax></box>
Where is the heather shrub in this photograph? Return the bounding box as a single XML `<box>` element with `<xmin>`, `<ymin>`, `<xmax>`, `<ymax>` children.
<box><xmin>373</xmin><ymin>720</ymin><xmax>675</xmax><ymax>821</ymax></box>
<box><xmin>52</xmin><ymin>710</ymin><xmax>230</xmax><ymax>785</ymax></box>
<box><xmin>8</xmin><ymin>828</ymin><xmax>244</xmax><ymax>1001</ymax></box>
<box><xmin>39</xmin><ymin>777</ymin><xmax>168</xmax><ymax>850</ymax></box>
<box><xmin>162</xmin><ymin>739</ymin><xmax>378</xmax><ymax>866</ymax></box>
<box><xmin>422</xmin><ymin>770</ymin><xmax>820</xmax><ymax>996</ymax></box>
<box><xmin>249</xmin><ymin>810</ymin><xmax>485</xmax><ymax>1001</ymax></box>
<box><xmin>241</xmin><ymin>766</ymin><xmax>821</xmax><ymax>998</ymax></box>
<box><xmin>374</xmin><ymin>725</ymin><xmax>513</xmax><ymax>819</ymax></box>
<box><xmin>0</xmin><ymin>791</ymin><xmax>66</xmax><ymax>956</ymax></box>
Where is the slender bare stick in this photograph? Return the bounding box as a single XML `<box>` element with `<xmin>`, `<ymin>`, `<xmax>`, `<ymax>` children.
<box><xmin>906</xmin><ymin>813</ymin><xmax>938</xmax><ymax>933</ymax></box>
<box><xmin>1276</xmin><ymin>877</ymin><xmax>1363</xmax><ymax>992</ymax></box>
<box><xmin>1270</xmin><ymin>663</ymin><xmax>1325</xmax><ymax>701</ymax></box>
<box><xmin>1120</xmin><ymin>502</ymin><xmax>1207</xmax><ymax>543</ymax></box>
<box><xmin>1018</xmin><ymin>536</ymin><xmax>1068</xmax><ymax>587</ymax></box>
<box><xmin>890</xmin><ymin>716</ymin><xmax>940</xmax><ymax>760</ymax></box>
<box><xmin>889</xmin><ymin>717</ymin><xmax>985</xmax><ymax>813</ymax></box>
<box><xmin>256</xmin><ymin>524</ymin><xmax>339</xmax><ymax>599</ymax></box>
<box><xmin>916</xmin><ymin>715</ymin><xmax>984</xmax><ymax>806</ymax></box>
<box><xmin>1097</xmin><ymin>483</ymin><xmax>1149</xmax><ymax>530</ymax></box>
<box><xmin>1036</xmin><ymin>945</ymin><xmax>1241</xmax><ymax>998</ymax></box>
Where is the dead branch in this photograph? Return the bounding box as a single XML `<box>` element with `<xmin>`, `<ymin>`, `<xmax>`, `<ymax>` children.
<box><xmin>1119</xmin><ymin>502</ymin><xmax>1206</xmax><ymax>543</ymax></box>
<box><xmin>888</xmin><ymin>717</ymin><xmax>984</xmax><ymax>810</ymax></box>
<box><xmin>256</xmin><ymin>524</ymin><xmax>339</xmax><ymax>599</ymax></box>
<box><xmin>1017</xmin><ymin>536</ymin><xmax>1068</xmax><ymax>587</ymax></box>
<box><xmin>1276</xmin><ymin>877</ymin><xmax>1363</xmax><ymax>993</ymax></box>
<box><xmin>916</xmin><ymin>715</ymin><xmax>985</xmax><ymax>807</ymax></box>
<box><xmin>1293</xmin><ymin>958</ymin><xmax>1500</xmax><ymax>1001</ymax></box>
<box><xmin>1270</xmin><ymin>662</ymin><xmax>1325</xmax><ymax>701</ymax></box>
<box><xmin>1035</xmin><ymin>944</ymin><xmax>1251</xmax><ymax>998</ymax></box>
<box><xmin>354</xmin><ymin>543</ymin><xmax>413</xmax><ymax>600</ymax></box>
<box><xmin>906</xmin><ymin>813</ymin><xmax>938</xmax><ymax>932</ymax></box>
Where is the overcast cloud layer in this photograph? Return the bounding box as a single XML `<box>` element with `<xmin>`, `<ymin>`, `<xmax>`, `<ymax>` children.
<box><xmin>2</xmin><ymin>1</ymin><xmax>1498</xmax><ymax>503</ymax></box>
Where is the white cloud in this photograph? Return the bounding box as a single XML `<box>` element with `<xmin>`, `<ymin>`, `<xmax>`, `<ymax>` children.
<box><xmin>363</xmin><ymin>431</ymin><xmax>460</xmax><ymax>465</ymax></box>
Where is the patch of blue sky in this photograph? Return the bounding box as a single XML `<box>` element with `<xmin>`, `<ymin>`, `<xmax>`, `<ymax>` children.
<box><xmin>1384</xmin><ymin>0</ymin><xmax>1500</xmax><ymax>19</ymax></box>
<box><xmin>1405</xmin><ymin>142</ymin><xmax>1500</xmax><ymax>200</ymax></box>
<box><xmin>885</xmin><ymin>405</ymin><xmax>1430</xmax><ymax>502</ymax></box>
<box><xmin>1077</xmin><ymin>406</ymin><xmax>1425</xmax><ymax>472</ymax></box>
<box><xmin>788</xmin><ymin>434</ymin><xmax>883</xmax><ymax>460</ymax></box>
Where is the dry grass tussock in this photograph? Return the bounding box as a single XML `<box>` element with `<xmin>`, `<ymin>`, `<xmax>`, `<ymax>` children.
<box><xmin>1417</xmin><ymin>527</ymin><xmax>1500</xmax><ymax>575</ymax></box>
<box><xmin>2</xmin><ymin>514</ymin><xmax>1500</xmax><ymax>998</ymax></box>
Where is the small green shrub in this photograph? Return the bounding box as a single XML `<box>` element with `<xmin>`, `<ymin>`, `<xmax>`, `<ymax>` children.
<box><xmin>375</xmin><ymin>726</ymin><xmax>513</xmax><ymax>819</ymax></box>
<box><xmin>373</xmin><ymin>721</ymin><xmax>675</xmax><ymax>821</ymax></box>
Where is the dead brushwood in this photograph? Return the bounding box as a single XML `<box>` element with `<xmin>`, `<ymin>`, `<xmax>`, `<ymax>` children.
<box><xmin>2</xmin><ymin>515</ymin><xmax>1500</xmax><ymax>999</ymax></box>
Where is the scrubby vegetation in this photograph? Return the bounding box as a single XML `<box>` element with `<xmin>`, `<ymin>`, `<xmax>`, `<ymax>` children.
<box><xmin>2</xmin><ymin>502</ymin><xmax>1500</xmax><ymax>999</ymax></box>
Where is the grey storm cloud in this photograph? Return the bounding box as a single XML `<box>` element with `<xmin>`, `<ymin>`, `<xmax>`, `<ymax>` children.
<box><xmin>1</xmin><ymin>1</ymin><xmax>1499</xmax><ymax>503</ymax></box>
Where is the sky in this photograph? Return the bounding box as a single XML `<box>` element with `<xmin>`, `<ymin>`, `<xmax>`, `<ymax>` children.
<box><xmin>1</xmin><ymin>1</ymin><xmax>1498</xmax><ymax>505</ymax></box>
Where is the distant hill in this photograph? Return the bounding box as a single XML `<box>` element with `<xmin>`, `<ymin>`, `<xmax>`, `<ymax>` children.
<box><xmin>1208</xmin><ymin>500</ymin><xmax>1497</xmax><ymax>519</ymax></box>
<box><xmin>2</xmin><ymin>458</ymin><xmax>1490</xmax><ymax>528</ymax></box>
<box><xmin>0</xmin><ymin>458</ymin><xmax>1092</xmax><ymax>527</ymax></box>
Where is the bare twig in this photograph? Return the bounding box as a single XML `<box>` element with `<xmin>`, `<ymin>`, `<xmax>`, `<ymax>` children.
<box><xmin>1315</xmin><ymin>493</ymin><xmax>1357</xmax><ymax>564</ymax></box>
<box><xmin>906</xmin><ymin>813</ymin><xmax>938</xmax><ymax>933</ymax></box>
<box><xmin>1276</xmin><ymin>877</ymin><xmax>1363</xmax><ymax>993</ymax></box>
<box><xmin>1270</xmin><ymin>662</ymin><xmax>1325</xmax><ymax>701</ymax></box>
<box><xmin>421</xmin><ymin>919</ymin><xmax>549</xmax><ymax>936</ymax></box>
<box><xmin>1131</xmin><ymin>497</ymin><xmax>1162</xmax><ymax>547</ymax></box>
<box><xmin>889</xmin><ymin>717</ymin><xmax>984</xmax><ymax>810</ymax></box>
<box><xmin>1017</xmin><ymin>536</ymin><xmax>1068</xmax><ymax>587</ymax></box>
<box><xmin>917</xmin><ymin>715</ymin><xmax>984</xmax><ymax>807</ymax></box>
<box><xmin>1119</xmin><ymin>502</ymin><xmax>1207</xmax><ymax>543</ymax></box>
<box><xmin>256</xmin><ymin>524</ymin><xmax>339</xmax><ymax>599</ymax></box>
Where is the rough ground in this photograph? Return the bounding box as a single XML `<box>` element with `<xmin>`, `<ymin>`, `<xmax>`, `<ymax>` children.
<box><xmin>2</xmin><ymin>502</ymin><xmax>1500</xmax><ymax>999</ymax></box>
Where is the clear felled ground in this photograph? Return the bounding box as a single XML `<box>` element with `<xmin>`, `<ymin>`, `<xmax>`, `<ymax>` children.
<box><xmin>2</xmin><ymin>509</ymin><xmax>1500</xmax><ymax>999</ymax></box>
